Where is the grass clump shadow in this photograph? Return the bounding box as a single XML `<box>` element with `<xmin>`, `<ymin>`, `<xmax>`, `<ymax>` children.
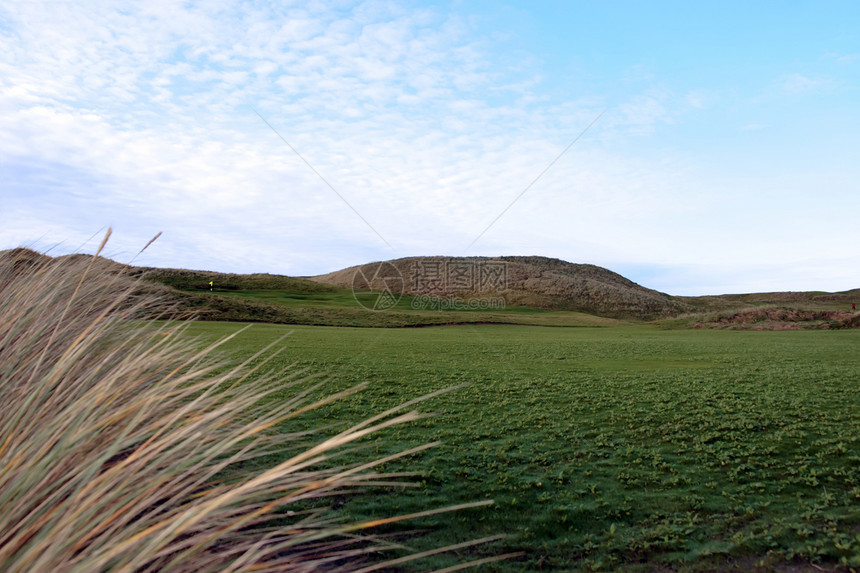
<box><xmin>0</xmin><ymin>234</ymin><xmax>509</xmax><ymax>572</ymax></box>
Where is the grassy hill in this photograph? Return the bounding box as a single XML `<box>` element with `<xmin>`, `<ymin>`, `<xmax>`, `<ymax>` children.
<box><xmin>312</xmin><ymin>255</ymin><xmax>689</xmax><ymax>320</ymax></box>
<box><xmin>670</xmin><ymin>290</ymin><xmax>860</xmax><ymax>330</ymax></box>
<box><xmin>2</xmin><ymin>248</ymin><xmax>857</xmax><ymax>328</ymax></box>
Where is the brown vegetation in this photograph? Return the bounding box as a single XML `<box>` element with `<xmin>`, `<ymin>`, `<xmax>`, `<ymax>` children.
<box><xmin>692</xmin><ymin>307</ymin><xmax>860</xmax><ymax>330</ymax></box>
<box><xmin>313</xmin><ymin>255</ymin><xmax>689</xmax><ymax>320</ymax></box>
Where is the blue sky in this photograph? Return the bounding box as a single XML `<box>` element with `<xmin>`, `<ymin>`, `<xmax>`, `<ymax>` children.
<box><xmin>1</xmin><ymin>0</ymin><xmax>858</xmax><ymax>295</ymax></box>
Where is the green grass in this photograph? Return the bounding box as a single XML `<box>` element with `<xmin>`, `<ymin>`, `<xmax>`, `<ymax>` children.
<box><xmin>182</xmin><ymin>321</ymin><xmax>860</xmax><ymax>571</ymax></box>
<box><xmin>165</xmin><ymin>284</ymin><xmax>624</xmax><ymax>327</ymax></box>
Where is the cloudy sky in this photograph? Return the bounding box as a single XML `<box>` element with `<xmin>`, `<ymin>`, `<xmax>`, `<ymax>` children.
<box><xmin>2</xmin><ymin>0</ymin><xmax>858</xmax><ymax>295</ymax></box>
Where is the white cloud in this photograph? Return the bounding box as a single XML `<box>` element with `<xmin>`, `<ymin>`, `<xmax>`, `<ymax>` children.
<box><xmin>613</xmin><ymin>91</ymin><xmax>671</xmax><ymax>136</ymax></box>
<box><xmin>824</xmin><ymin>52</ymin><xmax>860</xmax><ymax>63</ymax></box>
<box><xmin>1</xmin><ymin>0</ymin><xmax>858</xmax><ymax>294</ymax></box>
<box><xmin>684</xmin><ymin>88</ymin><xmax>716</xmax><ymax>110</ymax></box>
<box><xmin>779</xmin><ymin>72</ymin><xmax>825</xmax><ymax>94</ymax></box>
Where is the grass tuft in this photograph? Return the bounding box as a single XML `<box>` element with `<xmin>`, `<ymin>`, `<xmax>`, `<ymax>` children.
<box><xmin>0</xmin><ymin>243</ymin><xmax>502</xmax><ymax>572</ymax></box>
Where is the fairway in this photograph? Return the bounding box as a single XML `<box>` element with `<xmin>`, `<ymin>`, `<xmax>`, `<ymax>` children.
<box><xmin>183</xmin><ymin>322</ymin><xmax>860</xmax><ymax>571</ymax></box>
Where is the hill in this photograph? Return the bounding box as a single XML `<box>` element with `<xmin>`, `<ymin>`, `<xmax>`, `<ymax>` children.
<box><xmin>312</xmin><ymin>255</ymin><xmax>689</xmax><ymax>320</ymax></box>
<box><xmin>2</xmin><ymin>248</ymin><xmax>856</xmax><ymax>328</ymax></box>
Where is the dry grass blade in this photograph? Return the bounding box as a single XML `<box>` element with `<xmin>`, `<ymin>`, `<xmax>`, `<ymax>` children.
<box><xmin>429</xmin><ymin>552</ymin><xmax>527</xmax><ymax>573</ymax></box>
<box><xmin>351</xmin><ymin>534</ymin><xmax>505</xmax><ymax>573</ymax></box>
<box><xmin>0</xmin><ymin>242</ymin><xmax>504</xmax><ymax>572</ymax></box>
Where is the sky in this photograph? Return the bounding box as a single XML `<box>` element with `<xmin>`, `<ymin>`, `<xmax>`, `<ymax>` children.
<box><xmin>1</xmin><ymin>0</ymin><xmax>858</xmax><ymax>296</ymax></box>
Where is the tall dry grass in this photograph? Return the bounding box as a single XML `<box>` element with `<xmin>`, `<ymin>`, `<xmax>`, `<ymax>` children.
<box><xmin>0</xmin><ymin>238</ymin><xmax>504</xmax><ymax>572</ymax></box>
